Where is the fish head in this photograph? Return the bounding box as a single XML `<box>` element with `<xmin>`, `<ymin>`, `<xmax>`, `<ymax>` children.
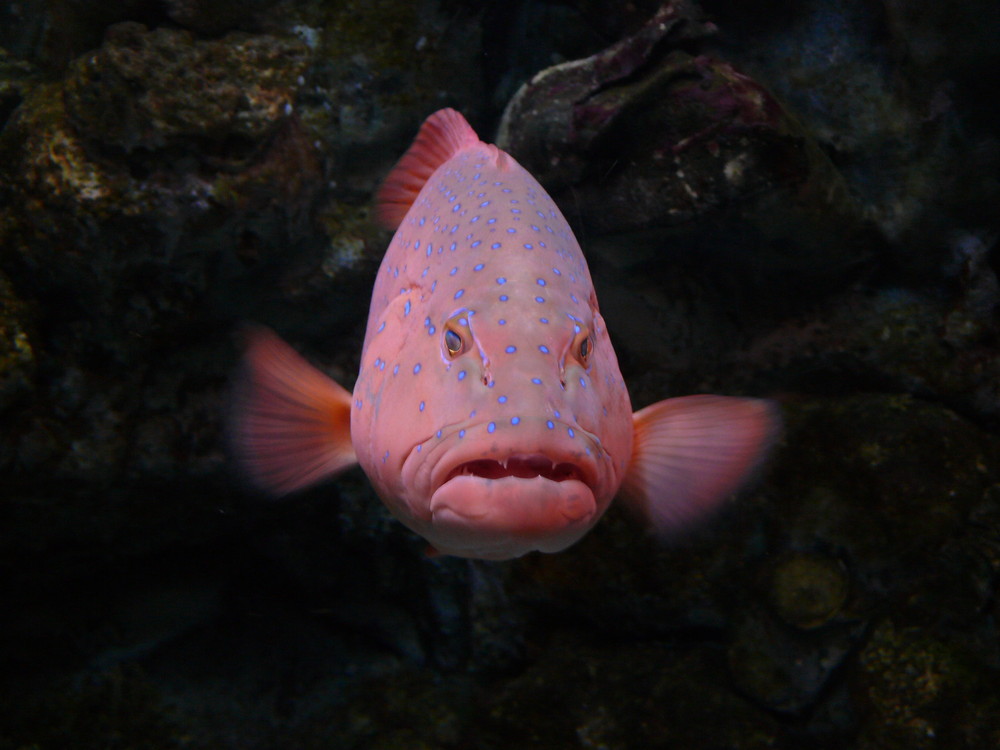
<box><xmin>351</xmin><ymin>266</ymin><xmax>633</xmax><ymax>560</ymax></box>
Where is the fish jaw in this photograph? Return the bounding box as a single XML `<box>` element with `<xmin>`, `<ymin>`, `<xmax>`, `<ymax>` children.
<box><xmin>391</xmin><ymin>416</ymin><xmax>615</xmax><ymax>559</ymax></box>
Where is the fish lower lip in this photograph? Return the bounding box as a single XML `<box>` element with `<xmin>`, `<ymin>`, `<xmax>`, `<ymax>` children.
<box><xmin>444</xmin><ymin>455</ymin><xmax>585</xmax><ymax>484</ymax></box>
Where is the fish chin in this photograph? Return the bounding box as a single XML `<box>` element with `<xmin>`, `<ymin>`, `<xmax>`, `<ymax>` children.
<box><xmin>426</xmin><ymin>473</ymin><xmax>598</xmax><ymax>560</ymax></box>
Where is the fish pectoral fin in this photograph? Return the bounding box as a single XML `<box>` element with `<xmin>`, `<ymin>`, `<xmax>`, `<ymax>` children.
<box><xmin>374</xmin><ymin>108</ymin><xmax>480</xmax><ymax>230</ymax></box>
<box><xmin>619</xmin><ymin>395</ymin><xmax>781</xmax><ymax>535</ymax></box>
<box><xmin>230</xmin><ymin>326</ymin><xmax>357</xmax><ymax>495</ymax></box>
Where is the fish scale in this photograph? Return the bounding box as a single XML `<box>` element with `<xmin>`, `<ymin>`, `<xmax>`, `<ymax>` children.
<box><xmin>232</xmin><ymin>109</ymin><xmax>781</xmax><ymax>560</ymax></box>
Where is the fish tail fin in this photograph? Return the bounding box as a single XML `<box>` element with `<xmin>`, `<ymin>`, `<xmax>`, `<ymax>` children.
<box><xmin>619</xmin><ymin>395</ymin><xmax>781</xmax><ymax>535</ymax></box>
<box><xmin>230</xmin><ymin>326</ymin><xmax>357</xmax><ymax>495</ymax></box>
<box><xmin>374</xmin><ymin>108</ymin><xmax>480</xmax><ymax>230</ymax></box>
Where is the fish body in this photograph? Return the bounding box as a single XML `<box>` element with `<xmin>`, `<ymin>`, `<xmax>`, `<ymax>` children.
<box><xmin>233</xmin><ymin>109</ymin><xmax>779</xmax><ymax>560</ymax></box>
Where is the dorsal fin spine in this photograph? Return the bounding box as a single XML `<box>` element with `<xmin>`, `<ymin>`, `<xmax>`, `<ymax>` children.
<box><xmin>374</xmin><ymin>108</ymin><xmax>481</xmax><ymax>230</ymax></box>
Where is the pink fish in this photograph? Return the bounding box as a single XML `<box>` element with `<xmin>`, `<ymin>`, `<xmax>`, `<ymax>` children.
<box><xmin>232</xmin><ymin>109</ymin><xmax>780</xmax><ymax>560</ymax></box>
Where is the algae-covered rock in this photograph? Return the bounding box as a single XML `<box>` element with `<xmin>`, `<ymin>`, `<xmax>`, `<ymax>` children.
<box><xmin>856</xmin><ymin>620</ymin><xmax>1000</xmax><ymax>749</ymax></box>
<box><xmin>702</xmin><ymin>0</ymin><xmax>1000</xmax><ymax>280</ymax></box>
<box><xmin>769</xmin><ymin>552</ymin><xmax>850</xmax><ymax>630</ymax></box>
<box><xmin>0</xmin><ymin>46</ymin><xmax>40</xmax><ymax>128</ymax></box>
<box><xmin>497</xmin><ymin>0</ymin><xmax>881</xmax><ymax>301</ymax></box>
<box><xmin>64</xmin><ymin>22</ymin><xmax>308</xmax><ymax>155</ymax></box>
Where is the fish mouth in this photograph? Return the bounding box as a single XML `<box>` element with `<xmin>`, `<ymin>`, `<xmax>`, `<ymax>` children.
<box><xmin>396</xmin><ymin>415</ymin><xmax>610</xmax><ymax>521</ymax></box>
<box><xmin>443</xmin><ymin>455</ymin><xmax>590</xmax><ymax>485</ymax></box>
<box><xmin>424</xmin><ymin>418</ymin><xmax>604</xmax><ymax>498</ymax></box>
<box><xmin>397</xmin><ymin>419</ymin><xmax>609</xmax><ymax>559</ymax></box>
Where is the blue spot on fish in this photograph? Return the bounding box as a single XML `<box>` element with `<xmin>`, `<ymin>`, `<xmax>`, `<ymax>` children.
<box><xmin>377</xmin><ymin>321</ymin><xmax>386</xmax><ymax>332</ymax></box>
<box><xmin>499</xmin><ymin>294</ymin><xmax>508</xmax><ymax>302</ymax></box>
<box><xmin>546</xmin><ymin>420</ymin><xmax>554</xmax><ymax>430</ymax></box>
<box><xmin>474</xmin><ymin>263</ymin><xmax>484</xmax><ymax>271</ymax></box>
<box><xmin>471</xmin><ymin>240</ymin><xmax>481</xmax><ymax>248</ymax></box>
<box><xmin>419</xmin><ymin>401</ymin><xmax>425</xmax><ymax>411</ymax></box>
<box><xmin>568</xmin><ymin>427</ymin><xmax>575</xmax><ymax>438</ymax></box>
<box><xmin>498</xmin><ymin>319</ymin><xmax>506</xmax><ymax>325</ymax></box>
<box><xmin>459</xmin><ymin>429</ymin><xmax>466</xmax><ymax>438</ymax></box>
<box><xmin>497</xmin><ymin>277</ymin><xmax>506</xmax><ymax>285</ymax></box>
<box><xmin>505</xmin><ymin>345</ymin><xmax>516</xmax><ymax>353</ymax></box>
<box><xmin>539</xmin><ymin>345</ymin><xmax>549</xmax><ymax>354</ymax></box>
<box><xmin>393</xmin><ymin>364</ymin><xmax>399</xmax><ymax>375</ymax></box>
<box><xmin>511</xmin><ymin>416</ymin><xmax>520</xmax><ymax>425</ymax></box>
<box><xmin>531</xmin><ymin>377</ymin><xmax>542</xmax><ymax>384</ymax></box>
<box><xmin>450</xmin><ymin>267</ymin><xmax>458</xmax><ymax>276</ymax></box>
<box><xmin>535</xmin><ymin>296</ymin><xmax>545</xmax><ymax>303</ymax></box>
<box><xmin>454</xmin><ymin>289</ymin><xmax>464</xmax><ymax>299</ymax></box>
<box><xmin>413</xmin><ymin>363</ymin><xmax>422</xmax><ymax>374</ymax></box>
<box><xmin>491</xmin><ymin>242</ymin><xmax>501</xmax><ymax>249</ymax></box>
<box><xmin>537</xmin><ymin>278</ymin><xmax>546</xmax><ymax>286</ymax></box>
<box><xmin>498</xmin><ymin>395</ymin><xmax>507</xmax><ymax>404</ymax></box>
<box><xmin>458</xmin><ymin>370</ymin><xmax>467</xmax><ymax>381</ymax></box>
<box><xmin>487</xmin><ymin>422</ymin><xmax>496</xmax><ymax>434</ymax></box>
<box><xmin>404</xmin><ymin>300</ymin><xmax>411</xmax><ymax>316</ymax></box>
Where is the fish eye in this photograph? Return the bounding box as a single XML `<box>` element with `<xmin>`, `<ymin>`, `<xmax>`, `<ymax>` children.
<box><xmin>445</xmin><ymin>328</ymin><xmax>463</xmax><ymax>356</ymax></box>
<box><xmin>442</xmin><ymin>311</ymin><xmax>473</xmax><ymax>360</ymax></box>
<box><xmin>570</xmin><ymin>325</ymin><xmax>594</xmax><ymax>368</ymax></box>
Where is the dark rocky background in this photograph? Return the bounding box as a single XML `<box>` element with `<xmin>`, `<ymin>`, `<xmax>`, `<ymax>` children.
<box><xmin>2</xmin><ymin>1</ymin><xmax>999</xmax><ymax>747</ymax></box>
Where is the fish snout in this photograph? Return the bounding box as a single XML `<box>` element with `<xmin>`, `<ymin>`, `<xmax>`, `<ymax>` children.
<box><xmin>397</xmin><ymin>416</ymin><xmax>616</xmax><ymax>558</ymax></box>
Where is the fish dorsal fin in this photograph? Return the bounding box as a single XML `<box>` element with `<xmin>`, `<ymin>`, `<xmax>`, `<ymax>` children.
<box><xmin>619</xmin><ymin>395</ymin><xmax>781</xmax><ymax>535</ymax></box>
<box><xmin>374</xmin><ymin>108</ymin><xmax>481</xmax><ymax>230</ymax></box>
